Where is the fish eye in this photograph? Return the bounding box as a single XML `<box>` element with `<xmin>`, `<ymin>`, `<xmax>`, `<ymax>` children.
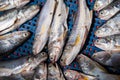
<box><xmin>41</xmin><ymin>52</ymin><xmax>45</xmax><ymax>56</ymax></box>
<box><xmin>60</xmin><ymin>59</ymin><xmax>63</xmax><ymax>62</ymax></box>
<box><xmin>100</xmin><ymin>12</ymin><xmax>103</xmax><ymax>15</ymax></box>
<box><xmin>96</xmin><ymin>39</ymin><xmax>99</xmax><ymax>42</ymax></box>
<box><xmin>23</xmin><ymin>33</ymin><xmax>28</xmax><ymax>37</ymax></box>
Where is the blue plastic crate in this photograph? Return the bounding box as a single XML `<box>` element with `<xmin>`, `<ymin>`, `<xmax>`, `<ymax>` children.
<box><xmin>1</xmin><ymin>0</ymin><xmax>118</xmax><ymax>73</ymax></box>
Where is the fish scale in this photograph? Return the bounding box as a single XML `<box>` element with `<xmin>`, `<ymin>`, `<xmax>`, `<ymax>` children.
<box><xmin>1</xmin><ymin>0</ymin><xmax>119</xmax><ymax>74</ymax></box>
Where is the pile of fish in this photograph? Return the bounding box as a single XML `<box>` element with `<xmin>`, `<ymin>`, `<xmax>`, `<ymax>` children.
<box><xmin>0</xmin><ymin>0</ymin><xmax>120</xmax><ymax>80</ymax></box>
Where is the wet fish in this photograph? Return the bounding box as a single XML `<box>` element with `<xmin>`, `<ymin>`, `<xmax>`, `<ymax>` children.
<box><xmin>0</xmin><ymin>52</ymin><xmax>47</xmax><ymax>76</ymax></box>
<box><xmin>94</xmin><ymin>0</ymin><xmax>114</xmax><ymax>11</ymax></box>
<box><xmin>33</xmin><ymin>0</ymin><xmax>57</xmax><ymax>55</ymax></box>
<box><xmin>77</xmin><ymin>54</ymin><xmax>120</xmax><ymax>80</ymax></box>
<box><xmin>92</xmin><ymin>51</ymin><xmax>120</xmax><ymax>68</ymax></box>
<box><xmin>48</xmin><ymin>0</ymin><xmax>68</xmax><ymax>63</ymax></box>
<box><xmin>98</xmin><ymin>0</ymin><xmax>120</xmax><ymax>20</ymax></box>
<box><xmin>0</xmin><ymin>4</ymin><xmax>39</xmax><ymax>35</ymax></box>
<box><xmin>64</xmin><ymin>69</ymin><xmax>98</xmax><ymax>80</ymax></box>
<box><xmin>95</xmin><ymin>13</ymin><xmax>120</xmax><ymax>37</ymax></box>
<box><xmin>60</xmin><ymin>0</ymin><xmax>93</xmax><ymax>66</ymax></box>
<box><xmin>0</xmin><ymin>0</ymin><xmax>30</xmax><ymax>11</ymax></box>
<box><xmin>0</xmin><ymin>31</ymin><xmax>31</xmax><ymax>57</ymax></box>
<box><xmin>33</xmin><ymin>62</ymin><xmax>47</xmax><ymax>80</ymax></box>
<box><xmin>94</xmin><ymin>34</ymin><xmax>120</xmax><ymax>51</ymax></box>
<box><xmin>0</xmin><ymin>74</ymin><xmax>25</xmax><ymax>80</ymax></box>
<box><xmin>48</xmin><ymin>63</ymin><xmax>65</xmax><ymax>80</ymax></box>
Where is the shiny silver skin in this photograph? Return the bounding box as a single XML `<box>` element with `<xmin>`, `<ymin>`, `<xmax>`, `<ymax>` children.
<box><xmin>48</xmin><ymin>63</ymin><xmax>65</xmax><ymax>80</ymax></box>
<box><xmin>64</xmin><ymin>69</ymin><xmax>98</xmax><ymax>80</ymax></box>
<box><xmin>33</xmin><ymin>0</ymin><xmax>57</xmax><ymax>55</ymax></box>
<box><xmin>48</xmin><ymin>0</ymin><xmax>68</xmax><ymax>63</ymax></box>
<box><xmin>60</xmin><ymin>0</ymin><xmax>93</xmax><ymax>66</ymax></box>
<box><xmin>94</xmin><ymin>0</ymin><xmax>114</xmax><ymax>11</ymax></box>
<box><xmin>0</xmin><ymin>4</ymin><xmax>39</xmax><ymax>35</ymax></box>
<box><xmin>33</xmin><ymin>62</ymin><xmax>47</xmax><ymax>80</ymax></box>
<box><xmin>95</xmin><ymin>13</ymin><xmax>120</xmax><ymax>37</ymax></box>
<box><xmin>0</xmin><ymin>52</ymin><xmax>48</xmax><ymax>77</ymax></box>
<box><xmin>92</xmin><ymin>51</ymin><xmax>120</xmax><ymax>68</ymax></box>
<box><xmin>98</xmin><ymin>0</ymin><xmax>120</xmax><ymax>20</ymax></box>
<box><xmin>77</xmin><ymin>54</ymin><xmax>120</xmax><ymax>80</ymax></box>
<box><xmin>95</xmin><ymin>34</ymin><xmax>120</xmax><ymax>51</ymax></box>
<box><xmin>0</xmin><ymin>0</ymin><xmax>30</xmax><ymax>11</ymax></box>
<box><xmin>0</xmin><ymin>31</ymin><xmax>31</xmax><ymax>57</ymax></box>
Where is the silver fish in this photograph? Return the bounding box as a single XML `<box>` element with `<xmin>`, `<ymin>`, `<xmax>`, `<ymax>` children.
<box><xmin>48</xmin><ymin>0</ymin><xmax>68</xmax><ymax>63</ymax></box>
<box><xmin>94</xmin><ymin>0</ymin><xmax>114</xmax><ymax>11</ymax></box>
<box><xmin>33</xmin><ymin>62</ymin><xmax>47</xmax><ymax>80</ymax></box>
<box><xmin>77</xmin><ymin>54</ymin><xmax>120</xmax><ymax>80</ymax></box>
<box><xmin>95</xmin><ymin>13</ymin><xmax>120</xmax><ymax>37</ymax></box>
<box><xmin>98</xmin><ymin>0</ymin><xmax>120</xmax><ymax>20</ymax></box>
<box><xmin>92</xmin><ymin>51</ymin><xmax>120</xmax><ymax>68</ymax></box>
<box><xmin>0</xmin><ymin>4</ymin><xmax>39</xmax><ymax>35</ymax></box>
<box><xmin>33</xmin><ymin>0</ymin><xmax>57</xmax><ymax>55</ymax></box>
<box><xmin>0</xmin><ymin>31</ymin><xmax>31</xmax><ymax>57</ymax></box>
<box><xmin>0</xmin><ymin>74</ymin><xmax>25</xmax><ymax>80</ymax></box>
<box><xmin>0</xmin><ymin>52</ymin><xmax>47</xmax><ymax>77</ymax></box>
<box><xmin>95</xmin><ymin>34</ymin><xmax>120</xmax><ymax>51</ymax></box>
<box><xmin>0</xmin><ymin>0</ymin><xmax>30</xmax><ymax>11</ymax></box>
<box><xmin>60</xmin><ymin>0</ymin><xmax>93</xmax><ymax>66</ymax></box>
<box><xmin>48</xmin><ymin>63</ymin><xmax>65</xmax><ymax>80</ymax></box>
<box><xmin>64</xmin><ymin>69</ymin><xmax>98</xmax><ymax>80</ymax></box>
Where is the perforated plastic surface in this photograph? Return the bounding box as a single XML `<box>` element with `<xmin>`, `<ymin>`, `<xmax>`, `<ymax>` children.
<box><xmin>1</xmin><ymin>0</ymin><xmax>113</xmax><ymax>72</ymax></box>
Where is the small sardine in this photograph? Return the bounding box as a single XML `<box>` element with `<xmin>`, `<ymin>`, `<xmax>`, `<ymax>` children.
<box><xmin>77</xmin><ymin>54</ymin><xmax>120</xmax><ymax>80</ymax></box>
<box><xmin>95</xmin><ymin>13</ymin><xmax>120</xmax><ymax>37</ymax></box>
<box><xmin>0</xmin><ymin>52</ymin><xmax>48</xmax><ymax>76</ymax></box>
<box><xmin>48</xmin><ymin>0</ymin><xmax>68</xmax><ymax>63</ymax></box>
<box><xmin>98</xmin><ymin>0</ymin><xmax>120</xmax><ymax>20</ymax></box>
<box><xmin>0</xmin><ymin>74</ymin><xmax>25</xmax><ymax>80</ymax></box>
<box><xmin>94</xmin><ymin>0</ymin><xmax>114</xmax><ymax>11</ymax></box>
<box><xmin>33</xmin><ymin>0</ymin><xmax>57</xmax><ymax>55</ymax></box>
<box><xmin>0</xmin><ymin>0</ymin><xmax>30</xmax><ymax>11</ymax></box>
<box><xmin>0</xmin><ymin>4</ymin><xmax>39</xmax><ymax>35</ymax></box>
<box><xmin>64</xmin><ymin>69</ymin><xmax>98</xmax><ymax>80</ymax></box>
<box><xmin>60</xmin><ymin>0</ymin><xmax>93</xmax><ymax>66</ymax></box>
<box><xmin>33</xmin><ymin>62</ymin><xmax>47</xmax><ymax>80</ymax></box>
<box><xmin>0</xmin><ymin>31</ymin><xmax>31</xmax><ymax>57</ymax></box>
<box><xmin>94</xmin><ymin>34</ymin><xmax>120</xmax><ymax>51</ymax></box>
<box><xmin>48</xmin><ymin>63</ymin><xmax>65</xmax><ymax>80</ymax></box>
<box><xmin>92</xmin><ymin>51</ymin><xmax>120</xmax><ymax>68</ymax></box>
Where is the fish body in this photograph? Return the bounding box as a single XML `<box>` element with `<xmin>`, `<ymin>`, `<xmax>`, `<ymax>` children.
<box><xmin>94</xmin><ymin>34</ymin><xmax>120</xmax><ymax>51</ymax></box>
<box><xmin>48</xmin><ymin>0</ymin><xmax>68</xmax><ymax>63</ymax></box>
<box><xmin>77</xmin><ymin>54</ymin><xmax>120</xmax><ymax>80</ymax></box>
<box><xmin>0</xmin><ymin>0</ymin><xmax>30</xmax><ymax>11</ymax></box>
<box><xmin>33</xmin><ymin>0</ymin><xmax>57</xmax><ymax>55</ymax></box>
<box><xmin>0</xmin><ymin>74</ymin><xmax>25</xmax><ymax>80</ymax></box>
<box><xmin>92</xmin><ymin>51</ymin><xmax>120</xmax><ymax>68</ymax></box>
<box><xmin>98</xmin><ymin>0</ymin><xmax>120</xmax><ymax>20</ymax></box>
<box><xmin>94</xmin><ymin>0</ymin><xmax>114</xmax><ymax>11</ymax></box>
<box><xmin>33</xmin><ymin>62</ymin><xmax>47</xmax><ymax>80</ymax></box>
<box><xmin>95</xmin><ymin>13</ymin><xmax>120</xmax><ymax>37</ymax></box>
<box><xmin>0</xmin><ymin>52</ymin><xmax>47</xmax><ymax>76</ymax></box>
<box><xmin>64</xmin><ymin>69</ymin><xmax>98</xmax><ymax>80</ymax></box>
<box><xmin>0</xmin><ymin>4</ymin><xmax>39</xmax><ymax>35</ymax></box>
<box><xmin>60</xmin><ymin>0</ymin><xmax>93</xmax><ymax>66</ymax></box>
<box><xmin>0</xmin><ymin>31</ymin><xmax>31</xmax><ymax>57</ymax></box>
<box><xmin>48</xmin><ymin>63</ymin><xmax>65</xmax><ymax>80</ymax></box>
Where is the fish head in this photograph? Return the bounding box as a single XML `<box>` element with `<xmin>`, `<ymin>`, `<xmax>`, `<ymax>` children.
<box><xmin>19</xmin><ymin>4</ymin><xmax>39</xmax><ymax>19</ymax></box>
<box><xmin>48</xmin><ymin>63</ymin><xmax>60</xmax><ymax>76</ymax></box>
<box><xmin>14</xmin><ymin>0</ymin><xmax>30</xmax><ymax>8</ymax></box>
<box><xmin>98</xmin><ymin>9</ymin><xmax>111</xmax><ymax>20</ymax></box>
<box><xmin>94</xmin><ymin>38</ymin><xmax>113</xmax><ymax>50</ymax></box>
<box><xmin>49</xmin><ymin>47</ymin><xmax>61</xmax><ymax>63</ymax></box>
<box><xmin>77</xmin><ymin>54</ymin><xmax>97</xmax><ymax>75</ymax></box>
<box><xmin>92</xmin><ymin>51</ymin><xmax>111</xmax><ymax>64</ymax></box>
<box><xmin>95</xmin><ymin>25</ymin><xmax>112</xmax><ymax>37</ymax></box>
<box><xmin>60</xmin><ymin>45</ymin><xmax>76</xmax><ymax>66</ymax></box>
<box><xmin>94</xmin><ymin>0</ymin><xmax>105</xmax><ymax>11</ymax></box>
